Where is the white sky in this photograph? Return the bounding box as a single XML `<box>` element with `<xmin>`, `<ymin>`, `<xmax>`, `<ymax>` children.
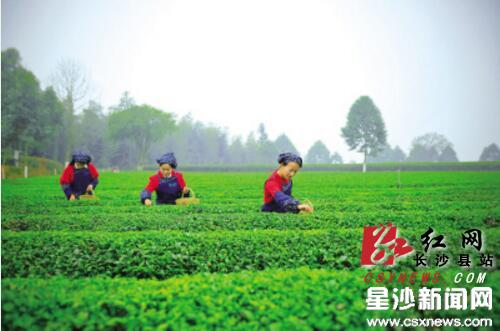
<box><xmin>2</xmin><ymin>0</ymin><xmax>500</xmax><ymax>161</ymax></box>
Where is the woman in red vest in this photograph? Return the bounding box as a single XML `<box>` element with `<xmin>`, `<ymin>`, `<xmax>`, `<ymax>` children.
<box><xmin>60</xmin><ymin>151</ymin><xmax>99</xmax><ymax>200</ymax></box>
<box><xmin>262</xmin><ymin>153</ymin><xmax>313</xmax><ymax>213</ymax></box>
<box><xmin>140</xmin><ymin>153</ymin><xmax>190</xmax><ymax>206</ymax></box>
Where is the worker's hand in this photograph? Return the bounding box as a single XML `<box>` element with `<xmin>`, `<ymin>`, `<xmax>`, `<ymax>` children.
<box><xmin>86</xmin><ymin>185</ymin><xmax>93</xmax><ymax>193</ymax></box>
<box><xmin>182</xmin><ymin>186</ymin><xmax>190</xmax><ymax>195</ymax></box>
<box><xmin>298</xmin><ymin>204</ymin><xmax>313</xmax><ymax>213</ymax></box>
<box><xmin>144</xmin><ymin>199</ymin><xmax>152</xmax><ymax>206</ymax></box>
<box><xmin>69</xmin><ymin>194</ymin><xmax>76</xmax><ymax>201</ymax></box>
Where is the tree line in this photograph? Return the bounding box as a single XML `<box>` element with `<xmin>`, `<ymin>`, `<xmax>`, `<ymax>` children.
<box><xmin>2</xmin><ymin>48</ymin><xmax>499</xmax><ymax>170</ymax></box>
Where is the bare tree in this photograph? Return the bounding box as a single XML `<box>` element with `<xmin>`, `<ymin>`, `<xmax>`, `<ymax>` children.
<box><xmin>51</xmin><ymin>59</ymin><xmax>89</xmax><ymax>160</ymax></box>
<box><xmin>51</xmin><ymin>59</ymin><xmax>89</xmax><ymax>111</ymax></box>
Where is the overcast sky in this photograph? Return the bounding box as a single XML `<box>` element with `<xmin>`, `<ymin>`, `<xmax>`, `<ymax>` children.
<box><xmin>2</xmin><ymin>0</ymin><xmax>499</xmax><ymax>161</ymax></box>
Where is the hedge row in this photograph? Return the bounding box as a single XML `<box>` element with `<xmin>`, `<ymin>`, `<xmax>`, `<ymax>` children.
<box><xmin>4</xmin><ymin>268</ymin><xmax>498</xmax><ymax>330</ymax></box>
<box><xmin>147</xmin><ymin>161</ymin><xmax>500</xmax><ymax>172</ymax></box>
<box><xmin>3</xmin><ymin>229</ymin><xmax>498</xmax><ymax>279</ymax></box>
<box><xmin>1</xmin><ymin>155</ymin><xmax>64</xmax><ymax>179</ymax></box>
<box><xmin>2</xmin><ymin>208</ymin><xmax>497</xmax><ymax>232</ymax></box>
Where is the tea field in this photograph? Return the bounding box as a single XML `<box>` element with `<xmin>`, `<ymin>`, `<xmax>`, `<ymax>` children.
<box><xmin>2</xmin><ymin>171</ymin><xmax>499</xmax><ymax>329</ymax></box>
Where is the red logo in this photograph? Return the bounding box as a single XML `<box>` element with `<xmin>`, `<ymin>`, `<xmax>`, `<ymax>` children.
<box><xmin>361</xmin><ymin>223</ymin><xmax>414</xmax><ymax>266</ymax></box>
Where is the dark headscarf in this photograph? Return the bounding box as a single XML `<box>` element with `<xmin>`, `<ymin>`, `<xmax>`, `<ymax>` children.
<box><xmin>71</xmin><ymin>151</ymin><xmax>91</xmax><ymax>164</ymax></box>
<box><xmin>278</xmin><ymin>153</ymin><xmax>303</xmax><ymax>167</ymax></box>
<box><xmin>157</xmin><ymin>152</ymin><xmax>177</xmax><ymax>168</ymax></box>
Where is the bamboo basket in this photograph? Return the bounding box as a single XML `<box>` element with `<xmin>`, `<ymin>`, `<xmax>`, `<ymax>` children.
<box><xmin>299</xmin><ymin>199</ymin><xmax>314</xmax><ymax>213</ymax></box>
<box><xmin>175</xmin><ymin>189</ymin><xmax>200</xmax><ymax>206</ymax></box>
<box><xmin>79</xmin><ymin>193</ymin><xmax>99</xmax><ymax>200</ymax></box>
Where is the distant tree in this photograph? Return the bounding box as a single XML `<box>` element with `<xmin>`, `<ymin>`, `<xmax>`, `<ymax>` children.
<box><xmin>107</xmin><ymin>140</ymin><xmax>136</xmax><ymax>170</ymax></box>
<box><xmin>187</xmin><ymin>121</ymin><xmax>208</xmax><ymax>165</ymax></box>
<box><xmin>257</xmin><ymin>123</ymin><xmax>278</xmax><ymax>164</ymax></box>
<box><xmin>366</xmin><ymin>144</ymin><xmax>392</xmax><ymax>163</ymax></box>
<box><xmin>105</xmin><ymin>93</ymin><xmax>141</xmax><ymax>169</ymax></box>
<box><xmin>392</xmin><ymin>146</ymin><xmax>407</xmax><ymax>162</ymax></box>
<box><xmin>1</xmin><ymin>48</ymin><xmax>66</xmax><ymax>161</ymax></box>
<box><xmin>407</xmin><ymin>144</ymin><xmax>439</xmax><ymax>162</ymax></box>
<box><xmin>1</xmin><ymin>48</ymin><xmax>41</xmax><ymax>154</ymax></box>
<box><xmin>367</xmin><ymin>144</ymin><xmax>408</xmax><ymax>163</ymax></box>
<box><xmin>159</xmin><ymin>114</ymin><xmax>195</xmax><ymax>165</ymax></box>
<box><xmin>274</xmin><ymin>134</ymin><xmax>299</xmax><ymax>155</ymax></box>
<box><xmin>75</xmin><ymin>101</ymin><xmax>107</xmax><ymax>166</ymax></box>
<box><xmin>1</xmin><ymin>47</ymin><xmax>21</xmax><ymax>70</ymax></box>
<box><xmin>439</xmin><ymin>145</ymin><xmax>459</xmax><ymax>162</ymax></box>
<box><xmin>159</xmin><ymin>114</ymin><xmax>230</xmax><ymax>165</ymax></box>
<box><xmin>341</xmin><ymin>96</ymin><xmax>387</xmax><ymax>172</ymax></box>
<box><xmin>214</xmin><ymin>128</ymin><xmax>229</xmax><ymax>164</ymax></box>
<box><xmin>227</xmin><ymin>136</ymin><xmax>247</xmax><ymax>164</ymax></box>
<box><xmin>51</xmin><ymin>59</ymin><xmax>88</xmax><ymax>110</ymax></box>
<box><xmin>331</xmin><ymin>152</ymin><xmax>343</xmax><ymax>164</ymax></box>
<box><xmin>51</xmin><ymin>59</ymin><xmax>89</xmax><ymax>160</ymax></box>
<box><xmin>200</xmin><ymin>125</ymin><xmax>227</xmax><ymax>164</ymax></box>
<box><xmin>306</xmin><ymin>140</ymin><xmax>332</xmax><ymax>164</ymax></box>
<box><xmin>245</xmin><ymin>132</ymin><xmax>260</xmax><ymax>164</ymax></box>
<box><xmin>107</xmin><ymin>105</ymin><xmax>175</xmax><ymax>168</ymax></box>
<box><xmin>479</xmin><ymin>143</ymin><xmax>500</xmax><ymax>161</ymax></box>
<box><xmin>33</xmin><ymin>87</ymin><xmax>65</xmax><ymax>161</ymax></box>
<box><xmin>407</xmin><ymin>132</ymin><xmax>455</xmax><ymax>162</ymax></box>
<box><xmin>110</xmin><ymin>91</ymin><xmax>136</xmax><ymax>112</ymax></box>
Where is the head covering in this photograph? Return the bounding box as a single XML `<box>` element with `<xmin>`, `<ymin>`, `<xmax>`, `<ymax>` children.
<box><xmin>278</xmin><ymin>152</ymin><xmax>303</xmax><ymax>167</ymax></box>
<box><xmin>157</xmin><ymin>152</ymin><xmax>177</xmax><ymax>168</ymax></box>
<box><xmin>71</xmin><ymin>151</ymin><xmax>91</xmax><ymax>164</ymax></box>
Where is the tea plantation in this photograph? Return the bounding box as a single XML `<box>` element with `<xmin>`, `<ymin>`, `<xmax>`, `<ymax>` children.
<box><xmin>2</xmin><ymin>171</ymin><xmax>499</xmax><ymax>329</ymax></box>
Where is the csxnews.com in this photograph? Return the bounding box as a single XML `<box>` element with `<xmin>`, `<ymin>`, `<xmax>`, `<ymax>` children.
<box><xmin>366</xmin><ymin>317</ymin><xmax>493</xmax><ymax>328</ymax></box>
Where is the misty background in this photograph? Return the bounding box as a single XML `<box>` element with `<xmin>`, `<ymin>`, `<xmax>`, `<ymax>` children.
<box><xmin>2</xmin><ymin>0</ymin><xmax>500</xmax><ymax>169</ymax></box>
